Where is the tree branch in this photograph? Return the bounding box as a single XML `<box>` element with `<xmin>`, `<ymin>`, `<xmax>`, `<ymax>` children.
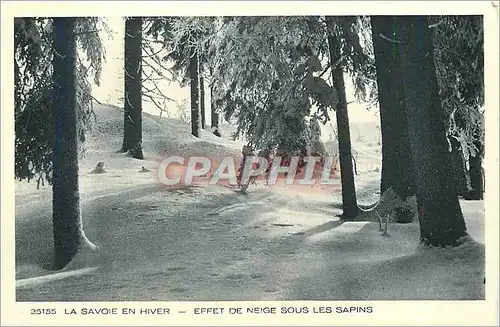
<box><xmin>76</xmin><ymin>82</ymin><xmax>102</xmax><ymax>104</ymax></box>
<box><xmin>143</xmin><ymin>92</ymin><xmax>168</xmax><ymax>113</ymax></box>
<box><xmin>141</xmin><ymin>43</ymin><xmax>167</xmax><ymax>58</ymax></box>
<box><xmin>318</xmin><ymin>64</ymin><xmax>330</xmax><ymax>79</ymax></box>
<box><xmin>73</xmin><ymin>29</ymin><xmax>101</xmax><ymax>36</ymax></box>
<box><xmin>378</xmin><ymin>33</ymin><xmax>402</xmax><ymax>44</ymax></box>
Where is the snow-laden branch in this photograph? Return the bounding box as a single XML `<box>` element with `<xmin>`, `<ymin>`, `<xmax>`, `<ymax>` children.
<box><xmin>378</xmin><ymin>33</ymin><xmax>402</xmax><ymax>44</ymax></box>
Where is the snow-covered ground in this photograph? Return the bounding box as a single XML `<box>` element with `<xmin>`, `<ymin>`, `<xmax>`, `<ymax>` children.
<box><xmin>14</xmin><ymin>103</ymin><xmax>485</xmax><ymax>301</ymax></box>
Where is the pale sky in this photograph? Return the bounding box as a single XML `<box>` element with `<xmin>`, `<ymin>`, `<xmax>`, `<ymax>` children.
<box><xmin>92</xmin><ymin>17</ymin><xmax>190</xmax><ymax>118</ymax></box>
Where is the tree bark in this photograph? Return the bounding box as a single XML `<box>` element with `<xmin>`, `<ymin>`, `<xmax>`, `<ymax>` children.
<box><xmin>398</xmin><ymin>16</ymin><xmax>467</xmax><ymax>246</ymax></box>
<box><xmin>122</xmin><ymin>17</ymin><xmax>144</xmax><ymax>159</ymax></box>
<box><xmin>190</xmin><ymin>50</ymin><xmax>201</xmax><ymax>137</ymax></box>
<box><xmin>326</xmin><ymin>17</ymin><xmax>358</xmax><ymax>219</ymax></box>
<box><xmin>52</xmin><ymin>17</ymin><xmax>94</xmax><ymax>269</ymax></box>
<box><xmin>370</xmin><ymin>16</ymin><xmax>416</xmax><ymax>200</ymax></box>
<box><xmin>199</xmin><ymin>64</ymin><xmax>206</xmax><ymax>130</ymax></box>
<box><xmin>449</xmin><ymin>136</ymin><xmax>470</xmax><ymax>197</ymax></box>
<box><xmin>209</xmin><ymin>67</ymin><xmax>221</xmax><ymax>137</ymax></box>
<box><xmin>210</xmin><ymin>84</ymin><xmax>221</xmax><ymax>137</ymax></box>
<box><xmin>467</xmin><ymin>139</ymin><xmax>484</xmax><ymax>200</ymax></box>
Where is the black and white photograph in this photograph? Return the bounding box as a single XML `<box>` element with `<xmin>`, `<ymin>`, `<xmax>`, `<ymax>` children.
<box><xmin>2</xmin><ymin>1</ymin><xmax>499</xmax><ymax>326</ymax></box>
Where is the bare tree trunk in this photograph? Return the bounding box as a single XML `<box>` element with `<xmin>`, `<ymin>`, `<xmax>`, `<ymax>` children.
<box><xmin>199</xmin><ymin>64</ymin><xmax>206</xmax><ymax>130</ymax></box>
<box><xmin>371</xmin><ymin>15</ymin><xmax>416</xmax><ymax>200</ymax></box>
<box><xmin>210</xmin><ymin>86</ymin><xmax>221</xmax><ymax>137</ymax></box>
<box><xmin>467</xmin><ymin>139</ymin><xmax>484</xmax><ymax>200</ymax></box>
<box><xmin>209</xmin><ymin>67</ymin><xmax>221</xmax><ymax>137</ymax></box>
<box><xmin>449</xmin><ymin>136</ymin><xmax>470</xmax><ymax>197</ymax></box>
<box><xmin>123</xmin><ymin>17</ymin><xmax>144</xmax><ymax>159</ymax></box>
<box><xmin>399</xmin><ymin>16</ymin><xmax>467</xmax><ymax>246</ymax></box>
<box><xmin>52</xmin><ymin>17</ymin><xmax>94</xmax><ymax>269</ymax></box>
<box><xmin>326</xmin><ymin>17</ymin><xmax>358</xmax><ymax>219</ymax></box>
<box><xmin>190</xmin><ymin>50</ymin><xmax>201</xmax><ymax>138</ymax></box>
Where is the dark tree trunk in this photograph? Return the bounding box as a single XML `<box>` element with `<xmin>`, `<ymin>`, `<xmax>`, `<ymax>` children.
<box><xmin>199</xmin><ymin>64</ymin><xmax>206</xmax><ymax>130</ymax></box>
<box><xmin>190</xmin><ymin>50</ymin><xmax>201</xmax><ymax>137</ymax></box>
<box><xmin>209</xmin><ymin>67</ymin><xmax>221</xmax><ymax>137</ymax></box>
<box><xmin>326</xmin><ymin>17</ymin><xmax>358</xmax><ymax>219</ymax></box>
<box><xmin>121</xmin><ymin>17</ymin><xmax>133</xmax><ymax>153</ymax></box>
<box><xmin>371</xmin><ymin>16</ymin><xmax>416</xmax><ymax>200</ymax></box>
<box><xmin>52</xmin><ymin>17</ymin><xmax>94</xmax><ymax>269</ymax></box>
<box><xmin>467</xmin><ymin>139</ymin><xmax>484</xmax><ymax>200</ymax></box>
<box><xmin>398</xmin><ymin>16</ymin><xmax>467</xmax><ymax>246</ymax></box>
<box><xmin>122</xmin><ymin>17</ymin><xmax>144</xmax><ymax>159</ymax></box>
<box><xmin>449</xmin><ymin>136</ymin><xmax>470</xmax><ymax>197</ymax></box>
<box><xmin>210</xmin><ymin>84</ymin><xmax>221</xmax><ymax>137</ymax></box>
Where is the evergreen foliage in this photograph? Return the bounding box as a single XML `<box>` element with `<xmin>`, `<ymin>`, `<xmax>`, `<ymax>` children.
<box><xmin>14</xmin><ymin>17</ymin><xmax>108</xmax><ymax>186</ymax></box>
<box><xmin>431</xmin><ymin>15</ymin><xmax>484</xmax><ymax>161</ymax></box>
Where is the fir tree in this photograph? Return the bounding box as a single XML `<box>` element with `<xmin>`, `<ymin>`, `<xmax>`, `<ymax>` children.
<box><xmin>15</xmin><ymin>17</ymin><xmax>107</xmax><ymax>186</ymax></box>
<box><xmin>431</xmin><ymin>15</ymin><xmax>484</xmax><ymax>200</ymax></box>
<box><xmin>326</xmin><ymin>16</ymin><xmax>358</xmax><ymax>219</ymax></box>
<box><xmin>399</xmin><ymin>16</ymin><xmax>467</xmax><ymax>246</ymax></box>
<box><xmin>15</xmin><ymin>17</ymin><xmax>106</xmax><ymax>267</ymax></box>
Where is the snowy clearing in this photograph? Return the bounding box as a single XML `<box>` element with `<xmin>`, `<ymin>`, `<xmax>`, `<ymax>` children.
<box><xmin>15</xmin><ymin>104</ymin><xmax>485</xmax><ymax>301</ymax></box>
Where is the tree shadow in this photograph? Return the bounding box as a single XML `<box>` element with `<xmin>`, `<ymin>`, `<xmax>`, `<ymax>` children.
<box><xmin>14</xmin><ymin>184</ymin><xmax>196</xmax><ymax>276</ymax></box>
<box><xmin>300</xmin><ymin>219</ymin><xmax>345</xmax><ymax>237</ymax></box>
<box><xmin>15</xmin><ymin>212</ymin><xmax>55</xmax><ymax>272</ymax></box>
<box><xmin>283</xmin><ymin>236</ymin><xmax>485</xmax><ymax>300</ymax></box>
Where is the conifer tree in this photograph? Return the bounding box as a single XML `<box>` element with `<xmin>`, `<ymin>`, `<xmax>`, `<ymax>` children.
<box><xmin>15</xmin><ymin>17</ymin><xmax>106</xmax><ymax>267</ymax></box>
<box><xmin>399</xmin><ymin>16</ymin><xmax>467</xmax><ymax>246</ymax></box>
<box><xmin>52</xmin><ymin>17</ymin><xmax>96</xmax><ymax>268</ymax></box>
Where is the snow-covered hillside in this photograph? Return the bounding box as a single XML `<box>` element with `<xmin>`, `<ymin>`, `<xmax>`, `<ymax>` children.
<box><xmin>15</xmin><ymin>103</ymin><xmax>485</xmax><ymax>301</ymax></box>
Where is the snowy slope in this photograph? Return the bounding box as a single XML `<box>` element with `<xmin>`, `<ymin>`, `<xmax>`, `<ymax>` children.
<box><xmin>14</xmin><ymin>103</ymin><xmax>485</xmax><ymax>301</ymax></box>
